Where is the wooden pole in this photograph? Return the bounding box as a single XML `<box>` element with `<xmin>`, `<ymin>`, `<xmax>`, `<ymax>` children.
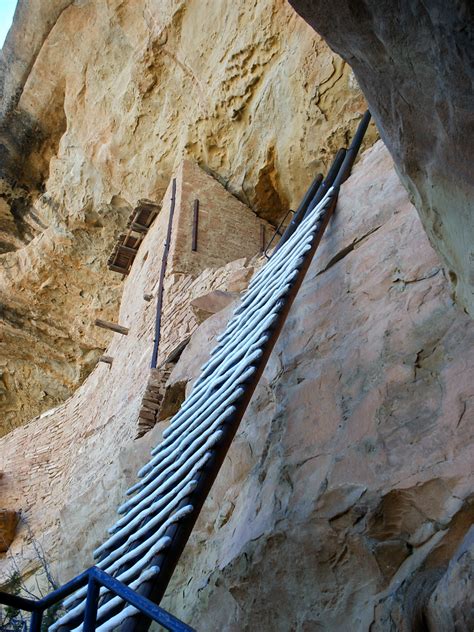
<box><xmin>260</xmin><ymin>224</ymin><xmax>266</xmax><ymax>254</ymax></box>
<box><xmin>192</xmin><ymin>199</ymin><xmax>199</xmax><ymax>252</ymax></box>
<box><xmin>151</xmin><ymin>178</ymin><xmax>176</xmax><ymax>368</ymax></box>
<box><xmin>94</xmin><ymin>319</ymin><xmax>129</xmax><ymax>336</ymax></box>
<box><xmin>99</xmin><ymin>356</ymin><xmax>113</xmax><ymax>365</ymax></box>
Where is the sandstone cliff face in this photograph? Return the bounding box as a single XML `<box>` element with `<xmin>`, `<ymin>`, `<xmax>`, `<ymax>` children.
<box><xmin>160</xmin><ymin>142</ymin><xmax>474</xmax><ymax>631</ymax></box>
<box><xmin>1</xmin><ymin>142</ymin><xmax>472</xmax><ymax>630</ymax></box>
<box><xmin>0</xmin><ymin>0</ymin><xmax>377</xmax><ymax>433</ymax></box>
<box><xmin>0</xmin><ymin>156</ymin><xmax>268</xmax><ymax>583</ymax></box>
<box><xmin>289</xmin><ymin>0</ymin><xmax>474</xmax><ymax>316</ymax></box>
<box><xmin>0</xmin><ymin>205</ymin><xmax>127</xmax><ymax>436</ymax></box>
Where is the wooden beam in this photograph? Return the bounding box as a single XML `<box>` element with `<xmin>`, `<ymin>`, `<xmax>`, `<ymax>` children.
<box><xmin>94</xmin><ymin>319</ymin><xmax>129</xmax><ymax>335</ymax></box>
<box><xmin>192</xmin><ymin>199</ymin><xmax>199</xmax><ymax>252</ymax></box>
<box><xmin>108</xmin><ymin>264</ymin><xmax>128</xmax><ymax>275</ymax></box>
<box><xmin>117</xmin><ymin>244</ymin><xmax>139</xmax><ymax>255</ymax></box>
<box><xmin>139</xmin><ymin>410</ymin><xmax>156</xmax><ymax>421</ymax></box>
<box><xmin>130</xmin><ymin>222</ymin><xmax>148</xmax><ymax>234</ymax></box>
<box><xmin>99</xmin><ymin>355</ymin><xmax>113</xmax><ymax>365</ymax></box>
<box><xmin>260</xmin><ymin>224</ymin><xmax>266</xmax><ymax>254</ymax></box>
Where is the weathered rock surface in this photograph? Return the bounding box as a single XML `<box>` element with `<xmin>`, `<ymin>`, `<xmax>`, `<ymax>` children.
<box><xmin>426</xmin><ymin>526</ymin><xmax>474</xmax><ymax>632</ymax></box>
<box><xmin>1</xmin><ymin>0</ymin><xmax>375</xmax><ymax>214</ymax></box>
<box><xmin>0</xmin><ymin>0</ymin><xmax>377</xmax><ymax>430</ymax></box>
<box><xmin>0</xmin><ymin>157</ymin><xmax>266</xmax><ymax>582</ymax></box>
<box><xmin>190</xmin><ymin>290</ymin><xmax>238</xmax><ymax>323</ymax></box>
<box><xmin>289</xmin><ymin>0</ymin><xmax>474</xmax><ymax>315</ymax></box>
<box><xmin>0</xmin><ymin>509</ymin><xmax>18</xmax><ymax>552</ymax></box>
<box><xmin>0</xmin><ymin>205</ymin><xmax>128</xmax><ymax>436</ymax></box>
<box><xmin>1</xmin><ymin>142</ymin><xmax>472</xmax><ymax>630</ymax></box>
<box><xmin>159</xmin><ymin>141</ymin><xmax>474</xmax><ymax>630</ymax></box>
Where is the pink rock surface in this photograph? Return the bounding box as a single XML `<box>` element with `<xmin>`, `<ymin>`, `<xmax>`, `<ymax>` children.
<box><xmin>161</xmin><ymin>141</ymin><xmax>474</xmax><ymax>630</ymax></box>
<box><xmin>0</xmin><ymin>141</ymin><xmax>471</xmax><ymax>630</ymax></box>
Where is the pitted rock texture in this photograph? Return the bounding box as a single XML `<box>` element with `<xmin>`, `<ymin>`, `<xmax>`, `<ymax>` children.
<box><xmin>289</xmin><ymin>0</ymin><xmax>474</xmax><ymax>315</ymax></box>
<box><xmin>0</xmin><ymin>0</ymin><xmax>377</xmax><ymax>431</ymax></box>
<box><xmin>159</xmin><ymin>142</ymin><xmax>474</xmax><ymax>630</ymax></box>
<box><xmin>0</xmin><ymin>159</ymin><xmax>266</xmax><ymax>584</ymax></box>
<box><xmin>1</xmin><ymin>142</ymin><xmax>471</xmax><ymax>630</ymax></box>
<box><xmin>426</xmin><ymin>527</ymin><xmax>474</xmax><ymax>632</ymax></box>
<box><xmin>1</xmin><ymin>0</ymin><xmax>375</xmax><ymax>216</ymax></box>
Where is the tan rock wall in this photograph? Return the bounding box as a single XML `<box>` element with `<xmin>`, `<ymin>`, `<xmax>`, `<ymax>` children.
<box><xmin>0</xmin><ymin>0</ymin><xmax>377</xmax><ymax>431</ymax></box>
<box><xmin>0</xmin><ymin>207</ymin><xmax>128</xmax><ymax>436</ymax></box>
<box><xmin>290</xmin><ymin>0</ymin><xmax>474</xmax><ymax>315</ymax></box>
<box><xmin>0</xmin><ymin>142</ymin><xmax>472</xmax><ymax>630</ymax></box>
<box><xmin>0</xmin><ymin>159</ymin><xmax>264</xmax><ymax>582</ymax></box>
<box><xmin>10</xmin><ymin>0</ymin><xmax>375</xmax><ymax>216</ymax></box>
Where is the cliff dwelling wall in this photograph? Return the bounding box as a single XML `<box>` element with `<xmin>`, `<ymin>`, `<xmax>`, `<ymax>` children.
<box><xmin>0</xmin><ymin>142</ymin><xmax>472</xmax><ymax>630</ymax></box>
<box><xmin>0</xmin><ymin>1</ymin><xmax>472</xmax><ymax>630</ymax></box>
<box><xmin>0</xmin><ymin>0</ymin><xmax>378</xmax><ymax>433</ymax></box>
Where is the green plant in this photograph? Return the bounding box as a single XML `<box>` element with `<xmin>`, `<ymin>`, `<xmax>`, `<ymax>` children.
<box><xmin>0</xmin><ymin>515</ymin><xmax>64</xmax><ymax>631</ymax></box>
<box><xmin>0</xmin><ymin>569</ymin><xmax>27</xmax><ymax>631</ymax></box>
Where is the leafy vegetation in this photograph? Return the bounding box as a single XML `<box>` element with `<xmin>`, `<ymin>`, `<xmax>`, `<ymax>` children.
<box><xmin>0</xmin><ymin>516</ymin><xmax>64</xmax><ymax>631</ymax></box>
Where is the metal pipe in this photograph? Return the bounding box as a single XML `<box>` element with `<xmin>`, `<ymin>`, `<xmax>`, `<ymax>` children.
<box><xmin>0</xmin><ymin>565</ymin><xmax>193</xmax><ymax>632</ymax></box>
<box><xmin>82</xmin><ymin>577</ymin><xmax>100</xmax><ymax>632</ymax></box>
<box><xmin>333</xmin><ymin>110</ymin><xmax>371</xmax><ymax>188</ymax></box>
<box><xmin>29</xmin><ymin>609</ymin><xmax>43</xmax><ymax>632</ymax></box>
<box><xmin>191</xmin><ymin>199</ymin><xmax>199</xmax><ymax>252</ymax></box>
<box><xmin>273</xmin><ymin>172</ymin><xmax>323</xmax><ymax>254</ymax></box>
<box><xmin>90</xmin><ymin>567</ymin><xmax>194</xmax><ymax>632</ymax></box>
<box><xmin>35</xmin><ymin>569</ymin><xmax>91</xmax><ymax>609</ymax></box>
<box><xmin>0</xmin><ymin>592</ymin><xmax>37</xmax><ymax>611</ymax></box>
<box><xmin>151</xmin><ymin>178</ymin><xmax>176</xmax><ymax>369</ymax></box>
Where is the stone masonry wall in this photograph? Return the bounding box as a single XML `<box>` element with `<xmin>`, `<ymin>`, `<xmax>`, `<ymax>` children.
<box><xmin>169</xmin><ymin>160</ymin><xmax>268</xmax><ymax>277</ymax></box>
<box><xmin>0</xmin><ymin>160</ymin><xmax>266</xmax><ymax>583</ymax></box>
<box><xmin>1</xmin><ymin>142</ymin><xmax>471</xmax><ymax>631</ymax></box>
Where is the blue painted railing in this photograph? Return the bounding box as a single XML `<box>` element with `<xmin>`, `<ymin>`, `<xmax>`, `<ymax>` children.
<box><xmin>0</xmin><ymin>565</ymin><xmax>194</xmax><ymax>632</ymax></box>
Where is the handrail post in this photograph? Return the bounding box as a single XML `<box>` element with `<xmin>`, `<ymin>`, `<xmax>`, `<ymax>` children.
<box><xmin>82</xmin><ymin>576</ymin><xmax>100</xmax><ymax>632</ymax></box>
<box><xmin>151</xmin><ymin>178</ymin><xmax>177</xmax><ymax>369</ymax></box>
<box><xmin>29</xmin><ymin>609</ymin><xmax>43</xmax><ymax>632</ymax></box>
